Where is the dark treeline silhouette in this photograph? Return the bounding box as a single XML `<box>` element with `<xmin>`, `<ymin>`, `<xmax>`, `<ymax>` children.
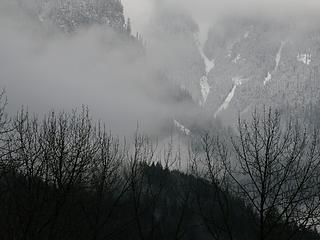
<box><xmin>0</xmin><ymin>93</ymin><xmax>320</xmax><ymax>240</ymax></box>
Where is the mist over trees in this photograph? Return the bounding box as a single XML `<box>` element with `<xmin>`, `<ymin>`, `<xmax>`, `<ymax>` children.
<box><xmin>0</xmin><ymin>90</ymin><xmax>319</xmax><ymax>239</ymax></box>
<box><xmin>2</xmin><ymin>0</ymin><xmax>320</xmax><ymax>239</ymax></box>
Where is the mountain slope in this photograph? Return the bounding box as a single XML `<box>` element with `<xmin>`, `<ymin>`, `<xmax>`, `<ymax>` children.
<box><xmin>165</xmin><ymin>15</ymin><xmax>320</xmax><ymax>132</ymax></box>
<box><xmin>202</xmin><ymin>17</ymin><xmax>320</xmax><ymax>123</ymax></box>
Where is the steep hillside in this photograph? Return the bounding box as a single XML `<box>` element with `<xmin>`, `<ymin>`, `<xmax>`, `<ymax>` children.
<box><xmin>202</xmin><ymin>17</ymin><xmax>320</xmax><ymax>123</ymax></box>
<box><xmin>164</xmin><ymin>15</ymin><xmax>320</xmax><ymax>135</ymax></box>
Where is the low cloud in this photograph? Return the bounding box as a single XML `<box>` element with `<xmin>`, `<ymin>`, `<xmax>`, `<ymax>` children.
<box><xmin>0</xmin><ymin>0</ymin><xmax>197</xmax><ymax>136</ymax></box>
<box><xmin>2</xmin><ymin>0</ymin><xmax>320</xmax><ymax>137</ymax></box>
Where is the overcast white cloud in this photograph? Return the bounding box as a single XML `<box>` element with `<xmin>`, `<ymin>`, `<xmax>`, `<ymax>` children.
<box><xmin>123</xmin><ymin>0</ymin><xmax>320</xmax><ymax>36</ymax></box>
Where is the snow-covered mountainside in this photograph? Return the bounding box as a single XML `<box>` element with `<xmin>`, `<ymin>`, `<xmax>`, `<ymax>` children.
<box><xmin>184</xmin><ymin>18</ymin><xmax>320</xmax><ymax>125</ymax></box>
<box><xmin>202</xmin><ymin>17</ymin><xmax>320</xmax><ymax>124</ymax></box>
<box><xmin>159</xmin><ymin>15</ymin><xmax>320</xmax><ymax>133</ymax></box>
<box><xmin>5</xmin><ymin>1</ymin><xmax>320</xmax><ymax>134</ymax></box>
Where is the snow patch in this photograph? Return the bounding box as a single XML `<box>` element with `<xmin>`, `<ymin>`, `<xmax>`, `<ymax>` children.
<box><xmin>275</xmin><ymin>41</ymin><xmax>285</xmax><ymax>71</ymax></box>
<box><xmin>174</xmin><ymin>120</ymin><xmax>191</xmax><ymax>136</ymax></box>
<box><xmin>194</xmin><ymin>33</ymin><xmax>215</xmax><ymax>74</ymax></box>
<box><xmin>263</xmin><ymin>72</ymin><xmax>272</xmax><ymax>86</ymax></box>
<box><xmin>233</xmin><ymin>76</ymin><xmax>245</xmax><ymax>86</ymax></box>
<box><xmin>244</xmin><ymin>26</ymin><xmax>253</xmax><ymax>39</ymax></box>
<box><xmin>297</xmin><ymin>53</ymin><xmax>312</xmax><ymax>65</ymax></box>
<box><xmin>199</xmin><ymin>76</ymin><xmax>210</xmax><ymax>106</ymax></box>
<box><xmin>232</xmin><ymin>54</ymin><xmax>241</xmax><ymax>63</ymax></box>
<box><xmin>244</xmin><ymin>31</ymin><xmax>250</xmax><ymax>39</ymax></box>
<box><xmin>38</xmin><ymin>15</ymin><xmax>44</xmax><ymax>22</ymax></box>
<box><xmin>263</xmin><ymin>41</ymin><xmax>285</xmax><ymax>86</ymax></box>
<box><xmin>214</xmin><ymin>85</ymin><xmax>237</xmax><ymax>118</ymax></box>
<box><xmin>214</xmin><ymin>77</ymin><xmax>246</xmax><ymax>118</ymax></box>
<box><xmin>203</xmin><ymin>56</ymin><xmax>215</xmax><ymax>74</ymax></box>
<box><xmin>194</xmin><ymin>32</ymin><xmax>214</xmax><ymax>107</ymax></box>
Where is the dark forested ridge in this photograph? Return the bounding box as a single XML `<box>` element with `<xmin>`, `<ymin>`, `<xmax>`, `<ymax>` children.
<box><xmin>1</xmin><ymin>155</ymin><xmax>319</xmax><ymax>240</ymax></box>
<box><xmin>0</xmin><ymin>93</ymin><xmax>319</xmax><ymax>240</ymax></box>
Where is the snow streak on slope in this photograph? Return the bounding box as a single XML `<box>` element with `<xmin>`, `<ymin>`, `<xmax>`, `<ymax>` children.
<box><xmin>244</xmin><ymin>31</ymin><xmax>250</xmax><ymax>39</ymax></box>
<box><xmin>194</xmin><ymin>34</ymin><xmax>215</xmax><ymax>75</ymax></box>
<box><xmin>264</xmin><ymin>72</ymin><xmax>272</xmax><ymax>85</ymax></box>
<box><xmin>174</xmin><ymin>119</ymin><xmax>191</xmax><ymax>135</ymax></box>
<box><xmin>232</xmin><ymin>54</ymin><xmax>241</xmax><ymax>63</ymax></box>
<box><xmin>244</xmin><ymin>26</ymin><xmax>253</xmax><ymax>39</ymax></box>
<box><xmin>214</xmin><ymin>77</ymin><xmax>245</xmax><ymax>118</ymax></box>
<box><xmin>297</xmin><ymin>53</ymin><xmax>312</xmax><ymax>65</ymax></box>
<box><xmin>264</xmin><ymin>41</ymin><xmax>285</xmax><ymax>86</ymax></box>
<box><xmin>203</xmin><ymin>55</ymin><xmax>215</xmax><ymax>74</ymax></box>
<box><xmin>199</xmin><ymin>76</ymin><xmax>210</xmax><ymax>106</ymax></box>
<box><xmin>275</xmin><ymin>41</ymin><xmax>285</xmax><ymax>71</ymax></box>
<box><xmin>194</xmin><ymin>33</ymin><xmax>214</xmax><ymax>106</ymax></box>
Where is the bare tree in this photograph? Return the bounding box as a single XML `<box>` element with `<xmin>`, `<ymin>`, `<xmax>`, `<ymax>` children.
<box><xmin>2</xmin><ymin>108</ymin><xmax>98</xmax><ymax>239</ymax></box>
<box><xmin>0</xmin><ymin>90</ymin><xmax>13</xmax><ymax>170</ymax></box>
<box><xmin>126</xmin><ymin>132</ymin><xmax>157</xmax><ymax>240</ymax></box>
<box><xmin>80</xmin><ymin>127</ymin><xmax>130</xmax><ymax>240</ymax></box>
<box><xmin>189</xmin><ymin>133</ymin><xmax>238</xmax><ymax>240</ymax></box>
<box><xmin>218</xmin><ymin>108</ymin><xmax>320</xmax><ymax>240</ymax></box>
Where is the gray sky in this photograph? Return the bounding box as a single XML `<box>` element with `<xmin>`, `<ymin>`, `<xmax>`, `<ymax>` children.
<box><xmin>123</xmin><ymin>0</ymin><xmax>320</xmax><ymax>35</ymax></box>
